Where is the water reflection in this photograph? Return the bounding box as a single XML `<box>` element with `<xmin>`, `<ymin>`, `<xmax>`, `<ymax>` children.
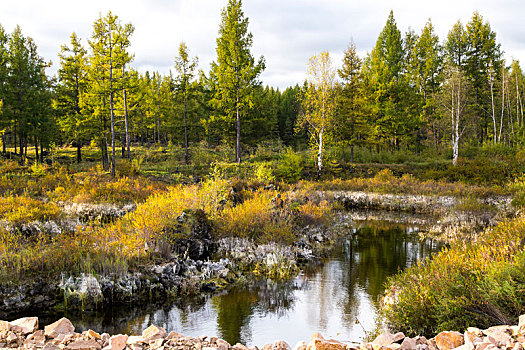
<box><xmin>39</xmin><ymin>223</ymin><xmax>442</xmax><ymax>347</ymax></box>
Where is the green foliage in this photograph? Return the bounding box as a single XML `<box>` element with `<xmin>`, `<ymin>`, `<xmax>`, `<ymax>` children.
<box><xmin>254</xmin><ymin>162</ymin><xmax>275</xmax><ymax>183</ymax></box>
<box><xmin>277</xmin><ymin>148</ymin><xmax>304</xmax><ymax>183</ymax></box>
<box><xmin>381</xmin><ymin>217</ymin><xmax>525</xmax><ymax>337</ymax></box>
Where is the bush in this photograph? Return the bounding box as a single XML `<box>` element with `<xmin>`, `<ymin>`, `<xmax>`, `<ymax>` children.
<box><xmin>277</xmin><ymin>148</ymin><xmax>304</xmax><ymax>183</ymax></box>
<box><xmin>381</xmin><ymin>216</ymin><xmax>525</xmax><ymax>337</ymax></box>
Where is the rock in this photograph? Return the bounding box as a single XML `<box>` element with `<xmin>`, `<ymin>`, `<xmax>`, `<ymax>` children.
<box><xmin>45</xmin><ymin>317</ymin><xmax>75</xmax><ymax>338</ymax></box>
<box><xmin>11</xmin><ymin>317</ymin><xmax>38</xmax><ymax>335</ymax></box>
<box><xmin>307</xmin><ymin>333</ymin><xmax>346</xmax><ymax>350</ymax></box>
<box><xmin>233</xmin><ymin>343</ymin><xmax>250</xmax><ymax>350</ymax></box>
<box><xmin>262</xmin><ymin>344</ymin><xmax>273</xmax><ymax>350</ymax></box>
<box><xmin>0</xmin><ymin>321</ymin><xmax>10</xmax><ymax>332</ymax></box>
<box><xmin>373</xmin><ymin>332</ymin><xmax>395</xmax><ymax>347</ymax></box>
<box><xmin>142</xmin><ymin>324</ymin><xmax>167</xmax><ymax>342</ymax></box>
<box><xmin>513</xmin><ymin>343</ymin><xmax>523</xmax><ymax>350</ymax></box>
<box><xmin>435</xmin><ymin>332</ymin><xmax>464</xmax><ymax>350</ymax></box>
<box><xmin>416</xmin><ymin>345</ymin><xmax>429</xmax><ymax>350</ymax></box>
<box><xmin>484</xmin><ymin>326</ymin><xmax>512</xmax><ymax>347</ymax></box>
<box><xmin>149</xmin><ymin>338</ymin><xmax>164</xmax><ymax>349</ymax></box>
<box><xmin>393</xmin><ymin>333</ymin><xmax>406</xmax><ymax>344</ymax></box>
<box><xmin>273</xmin><ymin>341</ymin><xmax>292</xmax><ymax>350</ymax></box>
<box><xmin>167</xmin><ymin>331</ymin><xmax>184</xmax><ymax>340</ymax></box>
<box><xmin>463</xmin><ymin>330</ymin><xmax>482</xmax><ymax>350</ymax></box>
<box><xmin>428</xmin><ymin>338</ymin><xmax>438</xmax><ymax>350</ymax></box>
<box><xmin>386</xmin><ymin>344</ymin><xmax>401</xmax><ymax>350</ymax></box>
<box><xmin>87</xmin><ymin>330</ymin><xmax>102</xmax><ymax>340</ymax></box>
<box><xmin>415</xmin><ymin>337</ymin><xmax>428</xmax><ymax>346</ymax></box>
<box><xmin>6</xmin><ymin>333</ymin><xmax>17</xmax><ymax>343</ymax></box>
<box><xmin>519</xmin><ymin>315</ymin><xmax>525</xmax><ymax>333</ymax></box>
<box><xmin>126</xmin><ymin>336</ymin><xmax>145</xmax><ymax>345</ymax></box>
<box><xmin>43</xmin><ymin>344</ymin><xmax>61</xmax><ymax>350</ymax></box>
<box><xmin>400</xmin><ymin>337</ymin><xmax>416</xmax><ymax>350</ymax></box>
<box><xmin>476</xmin><ymin>343</ymin><xmax>497</xmax><ymax>350</ymax></box>
<box><xmin>26</xmin><ymin>330</ymin><xmax>46</xmax><ymax>345</ymax></box>
<box><xmin>293</xmin><ymin>341</ymin><xmax>307</xmax><ymax>350</ymax></box>
<box><xmin>66</xmin><ymin>339</ymin><xmax>102</xmax><ymax>350</ymax></box>
<box><xmin>217</xmin><ymin>339</ymin><xmax>231</xmax><ymax>350</ymax></box>
<box><xmin>103</xmin><ymin>334</ymin><xmax>128</xmax><ymax>350</ymax></box>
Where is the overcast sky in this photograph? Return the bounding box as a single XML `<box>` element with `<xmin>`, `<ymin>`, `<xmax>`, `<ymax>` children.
<box><xmin>0</xmin><ymin>0</ymin><xmax>524</xmax><ymax>89</ymax></box>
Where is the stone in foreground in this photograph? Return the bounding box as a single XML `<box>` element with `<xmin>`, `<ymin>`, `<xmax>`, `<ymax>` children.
<box><xmin>45</xmin><ymin>317</ymin><xmax>75</xmax><ymax>338</ymax></box>
<box><xmin>434</xmin><ymin>331</ymin><xmax>464</xmax><ymax>350</ymax></box>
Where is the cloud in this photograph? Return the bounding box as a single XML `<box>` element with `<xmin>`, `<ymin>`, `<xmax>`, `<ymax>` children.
<box><xmin>0</xmin><ymin>0</ymin><xmax>523</xmax><ymax>89</ymax></box>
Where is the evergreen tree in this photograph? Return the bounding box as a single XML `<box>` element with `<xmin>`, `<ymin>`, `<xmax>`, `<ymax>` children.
<box><xmin>174</xmin><ymin>42</ymin><xmax>198</xmax><ymax>164</ymax></box>
<box><xmin>87</xmin><ymin>11</ymin><xmax>134</xmax><ymax>175</ymax></box>
<box><xmin>337</xmin><ymin>40</ymin><xmax>364</xmax><ymax>165</ymax></box>
<box><xmin>210</xmin><ymin>0</ymin><xmax>265</xmax><ymax>163</ymax></box>
<box><xmin>55</xmin><ymin>32</ymin><xmax>88</xmax><ymax>163</ymax></box>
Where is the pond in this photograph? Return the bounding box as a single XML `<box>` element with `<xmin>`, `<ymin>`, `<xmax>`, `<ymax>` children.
<box><xmin>39</xmin><ymin>222</ymin><xmax>442</xmax><ymax>347</ymax></box>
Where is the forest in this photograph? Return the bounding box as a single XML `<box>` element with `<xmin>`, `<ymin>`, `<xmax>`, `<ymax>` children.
<box><xmin>0</xmin><ymin>3</ymin><xmax>522</xmax><ymax>175</ymax></box>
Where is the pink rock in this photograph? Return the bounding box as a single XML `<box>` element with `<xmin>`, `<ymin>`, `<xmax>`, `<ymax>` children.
<box><xmin>45</xmin><ymin>318</ymin><xmax>75</xmax><ymax>338</ymax></box>
<box><xmin>306</xmin><ymin>333</ymin><xmax>347</xmax><ymax>350</ymax></box>
<box><xmin>103</xmin><ymin>334</ymin><xmax>128</xmax><ymax>350</ymax></box>
<box><xmin>435</xmin><ymin>332</ymin><xmax>464</xmax><ymax>350</ymax></box>
<box><xmin>11</xmin><ymin>317</ymin><xmax>38</xmax><ymax>335</ymax></box>
<box><xmin>142</xmin><ymin>324</ymin><xmax>167</xmax><ymax>341</ymax></box>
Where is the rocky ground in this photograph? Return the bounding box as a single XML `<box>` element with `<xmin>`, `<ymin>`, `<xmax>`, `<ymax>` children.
<box><xmin>2</xmin><ymin>315</ymin><xmax>525</xmax><ymax>350</ymax></box>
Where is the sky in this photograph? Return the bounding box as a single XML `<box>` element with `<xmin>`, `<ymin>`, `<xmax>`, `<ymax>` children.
<box><xmin>0</xmin><ymin>0</ymin><xmax>524</xmax><ymax>90</ymax></box>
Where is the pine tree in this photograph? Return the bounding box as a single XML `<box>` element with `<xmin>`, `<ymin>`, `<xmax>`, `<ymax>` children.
<box><xmin>87</xmin><ymin>11</ymin><xmax>134</xmax><ymax>175</ymax></box>
<box><xmin>337</xmin><ymin>40</ymin><xmax>364</xmax><ymax>165</ymax></box>
<box><xmin>55</xmin><ymin>32</ymin><xmax>88</xmax><ymax>163</ymax></box>
<box><xmin>210</xmin><ymin>0</ymin><xmax>265</xmax><ymax>163</ymax></box>
<box><xmin>0</xmin><ymin>25</ymin><xmax>8</xmax><ymax>154</ymax></box>
<box><xmin>174</xmin><ymin>42</ymin><xmax>198</xmax><ymax>164</ymax></box>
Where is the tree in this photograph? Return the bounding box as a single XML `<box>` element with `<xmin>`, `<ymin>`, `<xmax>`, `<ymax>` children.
<box><xmin>6</xmin><ymin>26</ymin><xmax>52</xmax><ymax>162</ymax></box>
<box><xmin>298</xmin><ymin>51</ymin><xmax>337</xmax><ymax>178</ymax></box>
<box><xmin>437</xmin><ymin>64</ymin><xmax>471</xmax><ymax>166</ymax></box>
<box><xmin>55</xmin><ymin>32</ymin><xmax>88</xmax><ymax>163</ymax></box>
<box><xmin>366</xmin><ymin>11</ymin><xmax>408</xmax><ymax>149</ymax></box>
<box><xmin>210</xmin><ymin>0</ymin><xmax>265</xmax><ymax>163</ymax></box>
<box><xmin>338</xmin><ymin>40</ymin><xmax>364</xmax><ymax>165</ymax></box>
<box><xmin>464</xmin><ymin>12</ymin><xmax>501</xmax><ymax>144</ymax></box>
<box><xmin>174</xmin><ymin>42</ymin><xmax>198</xmax><ymax>164</ymax></box>
<box><xmin>0</xmin><ymin>25</ymin><xmax>8</xmax><ymax>154</ymax></box>
<box><xmin>88</xmin><ymin>11</ymin><xmax>134</xmax><ymax>175</ymax></box>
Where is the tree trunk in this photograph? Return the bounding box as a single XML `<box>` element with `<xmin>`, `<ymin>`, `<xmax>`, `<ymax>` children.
<box><xmin>351</xmin><ymin>144</ymin><xmax>354</xmax><ymax>165</ymax></box>
<box><xmin>76</xmin><ymin>141</ymin><xmax>82</xmax><ymax>163</ymax></box>
<box><xmin>184</xmin><ymin>90</ymin><xmax>189</xmax><ymax>165</ymax></box>
<box><xmin>123</xmin><ymin>66</ymin><xmax>130</xmax><ymax>161</ymax></box>
<box><xmin>1</xmin><ymin>133</ymin><xmax>5</xmax><ymax>154</ymax></box>
<box><xmin>34</xmin><ymin>137</ymin><xmax>39</xmax><ymax>163</ymax></box>
<box><xmin>317</xmin><ymin>127</ymin><xmax>323</xmax><ymax>178</ymax></box>
<box><xmin>236</xmin><ymin>96</ymin><xmax>241</xmax><ymax>164</ymax></box>
<box><xmin>110</xmin><ymin>90</ymin><xmax>116</xmax><ymax>176</ymax></box>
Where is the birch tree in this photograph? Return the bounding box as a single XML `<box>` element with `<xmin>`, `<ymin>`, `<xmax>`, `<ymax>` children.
<box><xmin>438</xmin><ymin>64</ymin><xmax>471</xmax><ymax>166</ymax></box>
<box><xmin>298</xmin><ymin>51</ymin><xmax>337</xmax><ymax>177</ymax></box>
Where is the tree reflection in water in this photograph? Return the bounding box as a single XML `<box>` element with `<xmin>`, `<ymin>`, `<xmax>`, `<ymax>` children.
<box><xmin>36</xmin><ymin>223</ymin><xmax>442</xmax><ymax>347</ymax></box>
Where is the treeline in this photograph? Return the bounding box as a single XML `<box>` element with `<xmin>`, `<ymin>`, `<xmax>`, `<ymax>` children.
<box><xmin>0</xmin><ymin>0</ymin><xmax>524</xmax><ymax>173</ymax></box>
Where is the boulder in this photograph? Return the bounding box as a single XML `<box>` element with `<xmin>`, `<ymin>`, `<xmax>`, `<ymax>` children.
<box><xmin>393</xmin><ymin>333</ymin><xmax>406</xmax><ymax>344</ymax></box>
<box><xmin>66</xmin><ymin>339</ymin><xmax>101</xmax><ymax>350</ymax></box>
<box><xmin>103</xmin><ymin>334</ymin><xmax>128</xmax><ymax>350</ymax></box>
<box><xmin>373</xmin><ymin>332</ymin><xmax>395</xmax><ymax>347</ymax></box>
<box><xmin>45</xmin><ymin>317</ymin><xmax>75</xmax><ymax>338</ymax></box>
<box><xmin>399</xmin><ymin>337</ymin><xmax>416</xmax><ymax>350</ymax></box>
<box><xmin>434</xmin><ymin>332</ymin><xmax>464</xmax><ymax>350</ymax></box>
<box><xmin>484</xmin><ymin>326</ymin><xmax>512</xmax><ymax>347</ymax></box>
<box><xmin>217</xmin><ymin>338</ymin><xmax>231</xmax><ymax>350</ymax></box>
<box><xmin>142</xmin><ymin>324</ymin><xmax>167</xmax><ymax>342</ymax></box>
<box><xmin>293</xmin><ymin>341</ymin><xmax>307</xmax><ymax>350</ymax></box>
<box><xmin>273</xmin><ymin>341</ymin><xmax>292</xmax><ymax>350</ymax></box>
<box><xmin>126</xmin><ymin>336</ymin><xmax>145</xmax><ymax>345</ymax></box>
<box><xmin>233</xmin><ymin>343</ymin><xmax>251</xmax><ymax>350</ymax></box>
<box><xmin>519</xmin><ymin>315</ymin><xmax>525</xmax><ymax>333</ymax></box>
<box><xmin>87</xmin><ymin>330</ymin><xmax>101</xmax><ymax>340</ymax></box>
<box><xmin>167</xmin><ymin>331</ymin><xmax>184</xmax><ymax>340</ymax></box>
<box><xmin>11</xmin><ymin>317</ymin><xmax>38</xmax><ymax>335</ymax></box>
<box><xmin>26</xmin><ymin>330</ymin><xmax>46</xmax><ymax>345</ymax></box>
<box><xmin>0</xmin><ymin>320</ymin><xmax>10</xmax><ymax>332</ymax></box>
<box><xmin>307</xmin><ymin>333</ymin><xmax>347</xmax><ymax>350</ymax></box>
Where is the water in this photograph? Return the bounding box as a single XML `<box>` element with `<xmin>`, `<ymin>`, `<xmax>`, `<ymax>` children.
<box><xmin>39</xmin><ymin>223</ymin><xmax>442</xmax><ymax>347</ymax></box>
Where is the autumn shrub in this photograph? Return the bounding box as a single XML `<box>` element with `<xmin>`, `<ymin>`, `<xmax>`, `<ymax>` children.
<box><xmin>380</xmin><ymin>216</ymin><xmax>525</xmax><ymax>337</ymax></box>
<box><xmin>0</xmin><ymin>196</ymin><xmax>60</xmax><ymax>226</ymax></box>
